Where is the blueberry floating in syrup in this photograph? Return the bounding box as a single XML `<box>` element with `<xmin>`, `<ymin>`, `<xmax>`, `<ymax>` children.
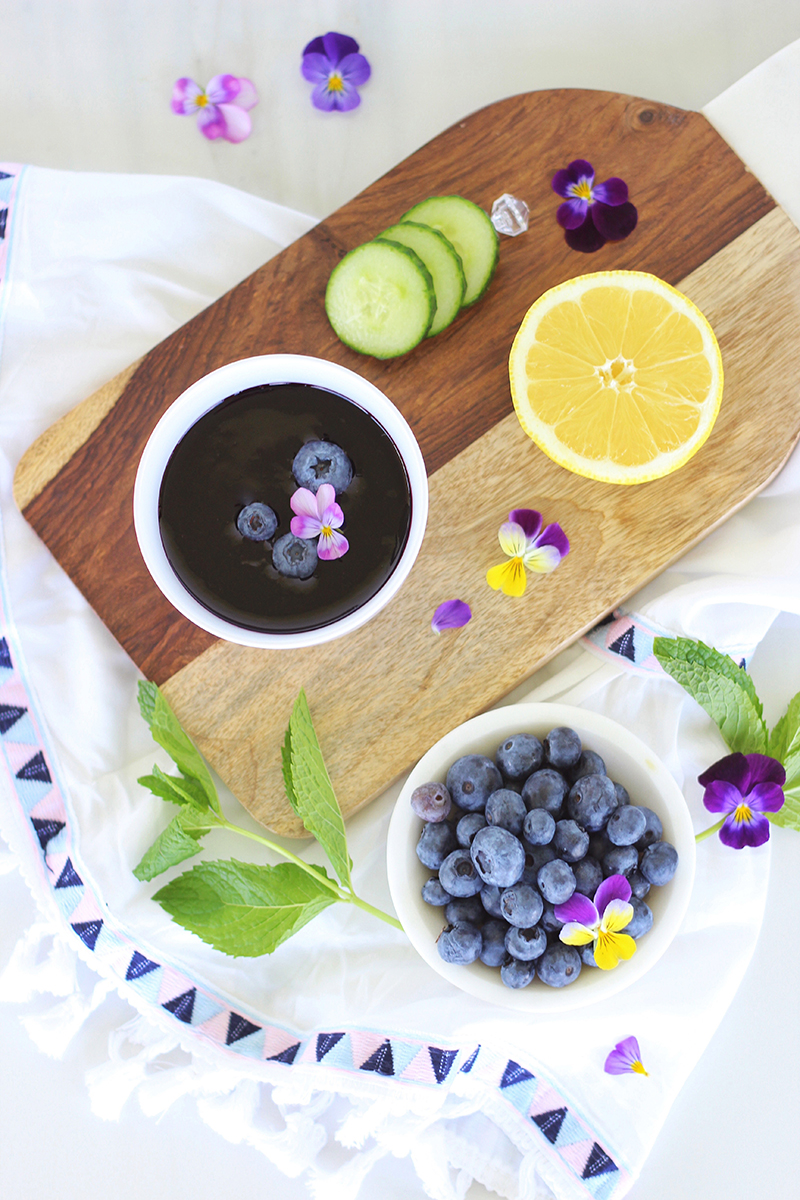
<box><xmin>236</xmin><ymin>502</ymin><xmax>277</xmax><ymax>541</ymax></box>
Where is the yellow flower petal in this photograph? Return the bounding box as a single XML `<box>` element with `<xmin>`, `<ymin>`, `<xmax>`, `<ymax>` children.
<box><xmin>559</xmin><ymin>922</ymin><xmax>596</xmax><ymax>946</ymax></box>
<box><xmin>498</xmin><ymin>522</ymin><xmax>527</xmax><ymax>557</ymax></box>
<box><xmin>486</xmin><ymin>558</ymin><xmax>527</xmax><ymax>596</ymax></box>
<box><xmin>601</xmin><ymin>899</ymin><xmax>634</xmax><ymax>934</ymax></box>
<box><xmin>594</xmin><ymin>929</ymin><xmax>637</xmax><ymax>970</ymax></box>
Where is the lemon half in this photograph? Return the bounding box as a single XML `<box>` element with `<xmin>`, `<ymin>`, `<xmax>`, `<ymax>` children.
<box><xmin>508</xmin><ymin>271</ymin><xmax>723</xmax><ymax>485</ymax></box>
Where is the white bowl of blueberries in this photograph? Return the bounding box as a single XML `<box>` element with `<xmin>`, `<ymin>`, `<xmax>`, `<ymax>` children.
<box><xmin>386</xmin><ymin>703</ymin><xmax>696</xmax><ymax>1012</ymax></box>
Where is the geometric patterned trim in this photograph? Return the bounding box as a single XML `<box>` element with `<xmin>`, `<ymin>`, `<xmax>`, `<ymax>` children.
<box><xmin>0</xmin><ymin>165</ymin><xmax>24</xmax><ymax>356</ymax></box>
<box><xmin>582</xmin><ymin>606</ymin><xmax>754</xmax><ymax>675</ymax></box>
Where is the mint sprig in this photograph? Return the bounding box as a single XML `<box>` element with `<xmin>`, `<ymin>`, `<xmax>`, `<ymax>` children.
<box><xmin>653</xmin><ymin>636</ymin><xmax>799</xmax><ymax>832</ymax></box>
<box><xmin>133</xmin><ymin>682</ymin><xmax>402</xmax><ymax>956</ymax></box>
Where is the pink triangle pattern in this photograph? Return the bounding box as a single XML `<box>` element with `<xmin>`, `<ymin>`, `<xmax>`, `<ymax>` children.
<box><xmin>45</xmin><ymin>851</ymin><xmax>71</xmax><ymax>883</ymax></box>
<box><xmin>263</xmin><ymin>1025</ymin><xmax>304</xmax><ymax>1061</ymax></box>
<box><xmin>558</xmin><ymin>1138</ymin><xmax>599</xmax><ymax>1174</ymax></box>
<box><xmin>400</xmin><ymin>1046</ymin><xmax>439</xmax><ymax>1086</ymax></box>
<box><xmin>28</xmin><ymin>788</ymin><xmax>67</xmax><ymax>824</ymax></box>
<box><xmin>198</xmin><ymin>1009</ymin><xmax>232</xmax><ymax>1045</ymax></box>
<box><xmin>158</xmin><ymin>964</ymin><xmax>194</xmax><ymax>1006</ymax></box>
<box><xmin>349</xmin><ymin>1030</ymin><xmax>389</xmax><ymax>1069</ymax></box>
<box><xmin>67</xmin><ymin>889</ymin><xmax>104</xmax><ymax>927</ymax></box>
<box><xmin>0</xmin><ymin>676</ymin><xmax>34</xmax><ymax>712</ymax></box>
<box><xmin>3</xmin><ymin>740</ymin><xmax>48</xmax><ymax>775</ymax></box>
<box><xmin>527</xmin><ymin>1081</ymin><xmax>565</xmax><ymax>1119</ymax></box>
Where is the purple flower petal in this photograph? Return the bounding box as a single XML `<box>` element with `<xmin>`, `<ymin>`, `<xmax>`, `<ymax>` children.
<box><xmin>593</xmin><ymin>177</ymin><xmax>628</xmax><ymax>206</ymax></box>
<box><xmin>604</xmin><ymin>1035</ymin><xmax>646</xmax><ymax>1075</ymax></box>
<box><xmin>301</xmin><ymin>52</ymin><xmax>333</xmax><ymax>83</ymax></box>
<box><xmin>701</xmin><ymin>778</ymin><xmax>743</xmax><ymax>815</ymax></box>
<box><xmin>740</xmin><ymin>753</ymin><xmax>787</xmax><ymax>790</ymax></box>
<box><xmin>554</xmin><ymin>892</ymin><xmax>598</xmax><ymax>925</ymax></box>
<box><xmin>698</xmin><ymin>752</ymin><xmax>750</xmax><ymax>791</ymax></box>
<box><xmin>536</xmin><ymin>522</ymin><xmax>570</xmax><ymax>559</ymax></box>
<box><xmin>206</xmin><ymin>74</ymin><xmax>243</xmax><ymax>104</ymax></box>
<box><xmin>320</xmin><ymin>502</ymin><xmax>345</xmax><ymax>530</ymax></box>
<box><xmin>214</xmin><ymin>103</ymin><xmax>252</xmax><ymax>143</ymax></box>
<box><xmin>234</xmin><ymin>78</ymin><xmax>259</xmax><ymax>110</ymax></box>
<box><xmin>291</xmin><ymin>514</ymin><xmax>322</xmax><ymax>539</ymax></box>
<box><xmin>322</xmin><ymin>31</ymin><xmax>361</xmax><ymax>64</ymax></box>
<box><xmin>551</xmin><ymin>168</ymin><xmax>577</xmax><ymax>198</ymax></box>
<box><xmin>565</xmin><ymin>158</ymin><xmax>594</xmax><ymax>180</ymax></box>
<box><xmin>310</xmin><ymin>81</ymin><xmax>339</xmax><ymax>111</ymax></box>
<box><xmin>301</xmin><ymin>36</ymin><xmax>327</xmax><ymax>56</ymax></box>
<box><xmin>290</xmin><ymin>487</ymin><xmax>321</xmax><ymax>518</ymax></box>
<box><xmin>594</xmin><ymin>874</ymin><xmax>631</xmax><ymax>914</ymax></box>
<box><xmin>431</xmin><ymin>600</ymin><xmax>472</xmax><ymax>634</ymax></box>
<box><xmin>318</xmin><ymin>528</ymin><xmax>349</xmax><ymax>560</ymax></box>
<box><xmin>171</xmin><ymin>78</ymin><xmax>204</xmax><ymax>115</ymax></box>
<box><xmin>719</xmin><ymin>811</ymin><xmax>772</xmax><ymax>849</ymax></box>
<box><xmin>329</xmin><ymin>81</ymin><xmax>362</xmax><ymax>112</ymax></box>
<box><xmin>196</xmin><ymin>105</ymin><xmax>227</xmax><ymax>140</ymax></box>
<box><xmin>508</xmin><ymin>509</ymin><xmax>543</xmax><ymax>540</ymax></box>
<box><xmin>315</xmin><ymin>483</ymin><xmax>336</xmax><ymax>515</ymax></box>
<box><xmin>338</xmin><ymin>52</ymin><xmax>371</xmax><ymax>86</ymax></box>
<box><xmin>557</xmin><ymin>198</ymin><xmax>589</xmax><ymax>230</ymax></box>
<box><xmin>591</xmin><ymin>201</ymin><xmax>638</xmax><ymax>241</ymax></box>
<box><xmin>565</xmin><ymin>218</ymin><xmax>606</xmax><ymax>253</ymax></box>
<box><xmin>747</xmin><ymin>782</ymin><xmax>786</xmax><ymax>814</ymax></box>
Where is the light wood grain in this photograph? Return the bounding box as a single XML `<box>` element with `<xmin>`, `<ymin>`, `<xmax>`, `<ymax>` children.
<box><xmin>162</xmin><ymin>207</ymin><xmax>800</xmax><ymax>835</ymax></box>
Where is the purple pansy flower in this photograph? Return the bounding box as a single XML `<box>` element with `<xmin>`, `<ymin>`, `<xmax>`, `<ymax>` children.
<box><xmin>431</xmin><ymin>599</ymin><xmax>472</xmax><ymax>634</ymax></box>
<box><xmin>301</xmin><ymin>32</ymin><xmax>371</xmax><ymax>112</ymax></box>
<box><xmin>555</xmin><ymin>875</ymin><xmax>636</xmax><ymax>971</ymax></box>
<box><xmin>604</xmin><ymin>1035</ymin><xmax>648</xmax><ymax>1077</ymax></box>
<box><xmin>551</xmin><ymin>159</ymin><xmax>638</xmax><ymax>253</ymax></box>
<box><xmin>290</xmin><ymin>484</ymin><xmax>349</xmax><ymax>560</ymax></box>
<box><xmin>697</xmin><ymin>752</ymin><xmax>785</xmax><ymax>849</ymax></box>
<box><xmin>486</xmin><ymin>508</ymin><xmax>570</xmax><ymax>597</ymax></box>
<box><xmin>171</xmin><ymin>75</ymin><xmax>258</xmax><ymax>142</ymax></box>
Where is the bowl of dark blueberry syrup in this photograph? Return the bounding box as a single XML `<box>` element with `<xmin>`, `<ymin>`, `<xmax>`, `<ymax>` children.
<box><xmin>387</xmin><ymin>703</ymin><xmax>696</xmax><ymax>1012</ymax></box>
<box><xmin>134</xmin><ymin>355</ymin><xmax>428</xmax><ymax>647</ymax></box>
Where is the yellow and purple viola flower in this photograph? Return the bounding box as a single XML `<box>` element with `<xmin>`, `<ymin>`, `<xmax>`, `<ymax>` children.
<box><xmin>697</xmin><ymin>752</ymin><xmax>786</xmax><ymax>849</ymax></box>
<box><xmin>290</xmin><ymin>484</ymin><xmax>349</xmax><ymax>560</ymax></box>
<box><xmin>555</xmin><ymin>875</ymin><xmax>636</xmax><ymax>971</ymax></box>
<box><xmin>486</xmin><ymin>508</ymin><xmax>569</xmax><ymax>597</ymax></box>
<box><xmin>604</xmin><ymin>1035</ymin><xmax>648</xmax><ymax>1076</ymax></box>
<box><xmin>431</xmin><ymin>599</ymin><xmax>472</xmax><ymax>634</ymax></box>
<box><xmin>171</xmin><ymin>75</ymin><xmax>258</xmax><ymax>143</ymax></box>
<box><xmin>552</xmin><ymin>159</ymin><xmax>638</xmax><ymax>253</ymax></box>
<box><xmin>301</xmin><ymin>32</ymin><xmax>371</xmax><ymax>112</ymax></box>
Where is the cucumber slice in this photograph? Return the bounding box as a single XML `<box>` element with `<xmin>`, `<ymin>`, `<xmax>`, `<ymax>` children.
<box><xmin>400</xmin><ymin>196</ymin><xmax>499</xmax><ymax>307</ymax></box>
<box><xmin>379</xmin><ymin>222</ymin><xmax>466</xmax><ymax>336</ymax></box>
<box><xmin>325</xmin><ymin>239</ymin><xmax>435</xmax><ymax>359</ymax></box>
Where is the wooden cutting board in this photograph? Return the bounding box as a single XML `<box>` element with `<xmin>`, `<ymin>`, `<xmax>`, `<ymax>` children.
<box><xmin>15</xmin><ymin>89</ymin><xmax>800</xmax><ymax>836</ymax></box>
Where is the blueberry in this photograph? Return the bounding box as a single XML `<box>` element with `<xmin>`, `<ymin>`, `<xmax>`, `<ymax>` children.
<box><xmin>521</xmin><ymin>769</ymin><xmax>568</xmax><ymax>817</ymax></box>
<box><xmin>439</xmin><ymin>848</ymin><xmax>484</xmax><ymax>897</ymax></box>
<box><xmin>500</xmin><ymin>883</ymin><xmax>543</xmax><ymax>928</ymax></box>
<box><xmin>588</xmin><ymin>830</ymin><xmax>612</xmax><ymax>861</ymax></box>
<box><xmin>446</xmin><ymin>755</ymin><xmax>503</xmax><ymax>813</ymax></box>
<box><xmin>572</xmin><ymin>855</ymin><xmax>603</xmax><ymax>897</ymax></box>
<box><xmin>410</xmin><ymin>781</ymin><xmax>452</xmax><ymax>823</ymax></box>
<box><xmin>437</xmin><ymin>921</ymin><xmax>482</xmax><ymax>965</ymax></box>
<box><xmin>480</xmin><ymin>884</ymin><xmax>504</xmax><ymax>919</ymax></box>
<box><xmin>536</xmin><ymin>943</ymin><xmax>582</xmax><ymax>987</ymax></box>
<box><xmin>495</xmin><ymin>733</ymin><xmax>543</xmax><ymax>782</ymax></box>
<box><xmin>485</xmin><ymin>788</ymin><xmax>527</xmax><ymax>836</ymax></box>
<box><xmin>566</xmin><ymin>773</ymin><xmax>618</xmax><ymax>832</ymax></box>
<box><xmin>626</xmin><ymin>897</ymin><xmax>654</xmax><ymax>938</ymax></box>
<box><xmin>628</xmin><ymin>868</ymin><xmax>651</xmax><ymax>900</ymax></box>
<box><xmin>505</xmin><ymin>924</ymin><xmax>547</xmax><ymax>961</ymax></box>
<box><xmin>422</xmin><ymin>877</ymin><xmax>451</xmax><ymax>906</ymax></box>
<box><xmin>569</xmin><ymin>749</ymin><xmax>606</xmax><ymax>783</ymax></box>
<box><xmin>540</xmin><ymin>900</ymin><xmax>564</xmax><ymax>934</ymax></box>
<box><xmin>543</xmin><ymin>727</ymin><xmax>582</xmax><ymax>771</ymax></box>
<box><xmin>640</xmin><ymin>840</ymin><xmax>678</xmax><ymax>886</ymax></box>
<box><xmin>456</xmin><ymin>812</ymin><xmax>487</xmax><ymax>847</ymax></box>
<box><xmin>272</xmin><ymin>533</ymin><xmax>318</xmax><ymax>579</ymax></box>
<box><xmin>522</xmin><ymin>808</ymin><xmax>556</xmax><ymax>847</ymax></box>
<box><xmin>636</xmin><ymin>807</ymin><xmax>664</xmax><ymax>848</ymax></box>
<box><xmin>416</xmin><ymin>821</ymin><xmax>457</xmax><ymax>870</ymax></box>
<box><xmin>553</xmin><ymin>819</ymin><xmax>590</xmax><ymax>863</ymax></box>
<box><xmin>236</xmin><ymin>502</ymin><xmax>277</xmax><ymax>541</ymax></box>
<box><xmin>602</xmin><ymin>844</ymin><xmax>639</xmax><ymax>878</ymax></box>
<box><xmin>445</xmin><ymin>895</ymin><xmax>484</xmax><ymax>926</ymax></box>
<box><xmin>580</xmin><ymin>943</ymin><xmax>598</xmax><ymax>967</ymax></box>
<box><xmin>470</xmin><ymin>825</ymin><xmax>526</xmax><ymax>887</ymax></box>
<box><xmin>606</xmin><ymin>805</ymin><xmax>648</xmax><ymax>846</ymax></box>
<box><xmin>523</xmin><ymin>843</ymin><xmax>557</xmax><ymax>874</ymax></box>
<box><xmin>292</xmin><ymin>440</ymin><xmax>353</xmax><ymax>495</ymax></box>
<box><xmin>536</xmin><ymin>858</ymin><xmax>576</xmax><ymax>905</ymax></box>
<box><xmin>479</xmin><ymin>919</ymin><xmax>510</xmax><ymax>967</ymax></box>
<box><xmin>500</xmin><ymin>957</ymin><xmax>537</xmax><ymax>989</ymax></box>
<box><xmin>614</xmin><ymin>781</ymin><xmax>631</xmax><ymax>806</ymax></box>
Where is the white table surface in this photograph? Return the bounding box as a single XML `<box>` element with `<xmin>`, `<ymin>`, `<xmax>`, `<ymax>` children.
<box><xmin>2</xmin><ymin>4</ymin><xmax>800</xmax><ymax>1198</ymax></box>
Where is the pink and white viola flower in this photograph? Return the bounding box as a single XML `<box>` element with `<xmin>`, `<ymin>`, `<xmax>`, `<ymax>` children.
<box><xmin>171</xmin><ymin>74</ymin><xmax>258</xmax><ymax>143</ymax></box>
<box><xmin>290</xmin><ymin>484</ymin><xmax>349</xmax><ymax>560</ymax></box>
<box><xmin>555</xmin><ymin>875</ymin><xmax>636</xmax><ymax>971</ymax></box>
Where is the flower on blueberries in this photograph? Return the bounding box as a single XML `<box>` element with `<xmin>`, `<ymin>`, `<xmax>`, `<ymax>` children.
<box><xmin>555</xmin><ymin>875</ymin><xmax>636</xmax><ymax>970</ymax></box>
<box><xmin>431</xmin><ymin>599</ymin><xmax>472</xmax><ymax>634</ymax></box>
<box><xmin>697</xmin><ymin>752</ymin><xmax>785</xmax><ymax>849</ymax></box>
<box><xmin>171</xmin><ymin>75</ymin><xmax>258</xmax><ymax>142</ymax></box>
<box><xmin>551</xmin><ymin>159</ymin><xmax>638</xmax><ymax>253</ymax></box>
<box><xmin>604</xmin><ymin>1035</ymin><xmax>648</xmax><ymax>1076</ymax></box>
<box><xmin>301</xmin><ymin>32</ymin><xmax>371</xmax><ymax>112</ymax></box>
<box><xmin>290</xmin><ymin>484</ymin><xmax>349</xmax><ymax>560</ymax></box>
<box><xmin>486</xmin><ymin>508</ymin><xmax>569</xmax><ymax>597</ymax></box>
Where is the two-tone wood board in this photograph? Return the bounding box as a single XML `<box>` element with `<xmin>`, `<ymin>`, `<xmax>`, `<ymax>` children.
<box><xmin>15</xmin><ymin>89</ymin><xmax>800</xmax><ymax>835</ymax></box>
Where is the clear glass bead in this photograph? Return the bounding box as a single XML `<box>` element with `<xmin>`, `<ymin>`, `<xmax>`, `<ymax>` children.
<box><xmin>490</xmin><ymin>193</ymin><xmax>529</xmax><ymax>236</ymax></box>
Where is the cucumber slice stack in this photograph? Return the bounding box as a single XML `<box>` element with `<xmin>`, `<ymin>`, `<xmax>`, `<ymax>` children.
<box><xmin>324</xmin><ymin>194</ymin><xmax>499</xmax><ymax>359</ymax></box>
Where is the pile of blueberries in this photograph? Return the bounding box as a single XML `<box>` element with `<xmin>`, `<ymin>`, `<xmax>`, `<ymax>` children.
<box><xmin>235</xmin><ymin>440</ymin><xmax>352</xmax><ymax>578</ymax></box>
<box><xmin>413</xmin><ymin>726</ymin><xmax>679</xmax><ymax>989</ymax></box>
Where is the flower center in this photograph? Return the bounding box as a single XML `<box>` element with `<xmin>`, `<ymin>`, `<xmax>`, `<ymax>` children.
<box><xmin>733</xmin><ymin>802</ymin><xmax>754</xmax><ymax>825</ymax></box>
<box><xmin>320</xmin><ymin>524</ymin><xmax>333</xmax><ymax>538</ymax></box>
<box><xmin>196</xmin><ymin>93</ymin><xmax>209</xmax><ymax>107</ymax></box>
<box><xmin>570</xmin><ymin>179</ymin><xmax>594</xmax><ymax>203</ymax></box>
<box><xmin>327</xmin><ymin>72</ymin><xmax>345</xmax><ymax>92</ymax></box>
<box><xmin>597</xmin><ymin>356</ymin><xmax>636</xmax><ymax>390</ymax></box>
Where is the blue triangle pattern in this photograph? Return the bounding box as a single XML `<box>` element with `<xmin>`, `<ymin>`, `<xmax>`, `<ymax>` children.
<box><xmin>500</xmin><ymin>1059</ymin><xmax>535</xmax><ymax>1089</ymax></box>
<box><xmin>31</xmin><ymin>818</ymin><xmax>65</xmax><ymax>852</ymax></box>
<box><xmin>126</xmin><ymin>963</ymin><xmax>163</xmax><ymax>1005</ymax></box>
<box><xmin>126</xmin><ymin>951</ymin><xmax>160</xmax><ymax>981</ymax></box>
<box><xmin>226</xmin><ymin>1013</ymin><xmax>262</xmax><ymax>1045</ymax></box>
<box><xmin>72</xmin><ymin>919</ymin><xmax>102</xmax><ymax>951</ymax></box>
<box><xmin>163</xmin><ymin>988</ymin><xmax>195</xmax><ymax>1023</ymax></box>
<box><xmin>553</xmin><ymin>1109</ymin><xmax>589</xmax><ymax>1149</ymax></box>
<box><xmin>228</xmin><ymin>1027</ymin><xmax>265</xmax><ymax>1060</ymax></box>
<box><xmin>501</xmin><ymin>1073</ymin><xmax>539</xmax><ymax>1115</ymax></box>
<box><xmin>268</xmin><ymin>1042</ymin><xmax>301</xmax><ymax>1065</ymax></box>
<box><xmin>0</xmin><ymin>638</ymin><xmax>12</xmax><ymax>669</ymax></box>
<box><xmin>319</xmin><ymin>1032</ymin><xmax>352</xmax><ymax>1069</ymax></box>
<box><xmin>316</xmin><ymin>1032</ymin><xmax>345</xmax><ymax>1061</ymax></box>
<box><xmin>581</xmin><ymin>1143</ymin><xmax>618</xmax><ymax>1180</ymax></box>
<box><xmin>0</xmin><ymin>704</ymin><xmax>27</xmax><ymax>735</ymax></box>
<box><xmin>0</xmin><ymin>208</ymin><xmax>6</xmax><ymax>240</ymax></box>
<box><xmin>581</xmin><ymin>1168</ymin><xmax>621</xmax><ymax>1200</ymax></box>
<box><xmin>2</xmin><ymin>713</ymin><xmax>38</xmax><ymax>746</ymax></box>
<box><xmin>55</xmin><ymin>858</ymin><xmax>82</xmax><ymax>889</ymax></box>
<box><xmin>42</xmin><ymin>824</ymin><xmax>68</xmax><ymax>856</ymax></box>
<box><xmin>16</xmin><ymin>751</ymin><xmax>51</xmax><ymax>784</ymax></box>
<box><xmin>386</xmin><ymin>1039</ymin><xmax>419</xmax><ymax>1076</ymax></box>
<box><xmin>532</xmin><ymin>1108</ymin><xmax>567</xmax><ymax>1144</ymax></box>
<box><xmin>608</xmin><ymin>626</ymin><xmax>636</xmax><ymax>662</ymax></box>
<box><xmin>460</xmin><ymin>1046</ymin><xmax>480</xmax><ymax>1073</ymax></box>
<box><xmin>428</xmin><ymin>1047</ymin><xmax>458</xmax><ymax>1083</ymax></box>
<box><xmin>14</xmin><ymin>778</ymin><xmax>52</xmax><ymax>815</ymax></box>
<box><xmin>93</xmin><ymin>923</ymin><xmax>125</xmax><ymax>957</ymax></box>
<box><xmin>359</xmin><ymin>1040</ymin><xmax>394</xmax><ymax>1076</ymax></box>
<box><xmin>52</xmin><ymin>882</ymin><xmax>84</xmax><ymax>920</ymax></box>
<box><xmin>189</xmin><ymin>991</ymin><xmax>224</xmax><ymax>1028</ymax></box>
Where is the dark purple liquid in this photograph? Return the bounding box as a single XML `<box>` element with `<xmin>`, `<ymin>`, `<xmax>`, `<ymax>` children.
<box><xmin>158</xmin><ymin>383</ymin><xmax>412</xmax><ymax>632</ymax></box>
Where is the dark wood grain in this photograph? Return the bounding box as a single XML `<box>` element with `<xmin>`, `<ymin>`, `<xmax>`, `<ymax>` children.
<box><xmin>20</xmin><ymin>89</ymin><xmax>774</xmax><ymax>689</ymax></box>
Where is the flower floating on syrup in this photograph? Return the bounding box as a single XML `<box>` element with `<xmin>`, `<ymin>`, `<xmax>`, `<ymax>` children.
<box><xmin>697</xmin><ymin>752</ymin><xmax>786</xmax><ymax>848</ymax></box>
<box><xmin>301</xmin><ymin>32</ymin><xmax>371</xmax><ymax>112</ymax></box>
<box><xmin>171</xmin><ymin>74</ymin><xmax>258</xmax><ymax>142</ymax></box>
<box><xmin>486</xmin><ymin>508</ymin><xmax>569</xmax><ymax>597</ymax></box>
<box><xmin>555</xmin><ymin>875</ymin><xmax>636</xmax><ymax>971</ymax></box>
<box><xmin>290</xmin><ymin>484</ymin><xmax>349</xmax><ymax>560</ymax></box>
<box><xmin>551</xmin><ymin>159</ymin><xmax>638</xmax><ymax>253</ymax></box>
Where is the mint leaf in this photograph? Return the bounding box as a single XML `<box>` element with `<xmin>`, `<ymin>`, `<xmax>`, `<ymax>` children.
<box><xmin>770</xmin><ymin>746</ymin><xmax>800</xmax><ymax>832</ymax></box>
<box><xmin>281</xmin><ymin>725</ymin><xmax>299</xmax><ymax>812</ymax></box>
<box><xmin>653</xmin><ymin>637</ymin><xmax>767</xmax><ymax>754</ymax></box>
<box><xmin>286</xmin><ymin>691</ymin><xmax>352</xmax><ymax>888</ymax></box>
<box><xmin>137</xmin><ymin>681</ymin><xmax>220</xmax><ymax>813</ymax></box>
<box><xmin>153</xmin><ymin>859</ymin><xmax>337</xmax><ymax>956</ymax></box>
<box><xmin>138</xmin><ymin>764</ymin><xmax>211</xmax><ymax>809</ymax></box>
<box><xmin>133</xmin><ymin>806</ymin><xmax>217</xmax><ymax>881</ymax></box>
<box><xmin>768</xmin><ymin>689</ymin><xmax>800</xmax><ymax>763</ymax></box>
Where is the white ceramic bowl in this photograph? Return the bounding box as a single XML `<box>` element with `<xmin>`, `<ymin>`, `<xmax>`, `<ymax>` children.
<box><xmin>387</xmin><ymin>703</ymin><xmax>696</xmax><ymax>1013</ymax></box>
<box><xmin>133</xmin><ymin>354</ymin><xmax>428</xmax><ymax>648</ymax></box>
